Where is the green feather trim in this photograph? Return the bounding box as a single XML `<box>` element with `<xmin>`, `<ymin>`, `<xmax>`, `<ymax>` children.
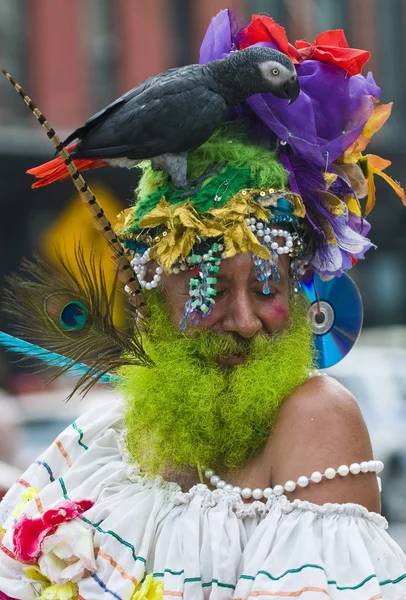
<box><xmin>121</xmin><ymin>121</ymin><xmax>289</xmax><ymax>233</ymax></box>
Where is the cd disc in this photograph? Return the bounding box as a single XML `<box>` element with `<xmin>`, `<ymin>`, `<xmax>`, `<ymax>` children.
<box><xmin>301</xmin><ymin>272</ymin><xmax>363</xmax><ymax>369</ymax></box>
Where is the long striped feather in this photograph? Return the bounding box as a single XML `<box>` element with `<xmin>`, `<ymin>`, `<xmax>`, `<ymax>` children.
<box><xmin>0</xmin><ymin>331</ymin><xmax>115</xmax><ymax>384</ymax></box>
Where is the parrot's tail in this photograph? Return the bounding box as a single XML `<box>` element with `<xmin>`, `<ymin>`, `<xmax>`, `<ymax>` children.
<box><xmin>27</xmin><ymin>146</ymin><xmax>108</xmax><ymax>188</ymax></box>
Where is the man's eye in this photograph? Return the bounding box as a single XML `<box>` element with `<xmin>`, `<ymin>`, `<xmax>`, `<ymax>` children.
<box><xmin>215</xmin><ymin>290</ymin><xmax>227</xmax><ymax>299</ymax></box>
<box><xmin>255</xmin><ymin>289</ymin><xmax>275</xmax><ymax>298</ymax></box>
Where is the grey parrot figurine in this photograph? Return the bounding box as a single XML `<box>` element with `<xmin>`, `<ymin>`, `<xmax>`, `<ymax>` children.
<box><xmin>28</xmin><ymin>47</ymin><xmax>300</xmax><ymax>191</ymax></box>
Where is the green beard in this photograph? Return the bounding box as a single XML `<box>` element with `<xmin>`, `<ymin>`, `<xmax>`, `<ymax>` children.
<box><xmin>119</xmin><ymin>292</ymin><xmax>315</xmax><ymax>475</ymax></box>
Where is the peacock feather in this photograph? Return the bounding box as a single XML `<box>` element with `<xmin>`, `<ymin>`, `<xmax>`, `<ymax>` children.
<box><xmin>2</xmin><ymin>244</ymin><xmax>152</xmax><ymax>395</ymax></box>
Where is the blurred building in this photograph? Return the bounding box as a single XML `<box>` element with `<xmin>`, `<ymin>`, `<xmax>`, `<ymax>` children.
<box><xmin>0</xmin><ymin>0</ymin><xmax>405</xmax><ymax>389</ymax></box>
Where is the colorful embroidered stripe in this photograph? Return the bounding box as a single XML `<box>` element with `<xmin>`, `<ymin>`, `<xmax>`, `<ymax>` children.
<box><xmin>0</xmin><ymin>544</ymin><xmax>16</xmax><ymax>561</ymax></box>
<box><xmin>35</xmin><ymin>459</ymin><xmax>55</xmax><ymax>482</ymax></box>
<box><xmin>34</xmin><ymin>495</ymin><xmax>44</xmax><ymax>514</ymax></box>
<box><xmin>16</xmin><ymin>478</ymin><xmax>30</xmax><ymax>488</ymax></box>
<box><xmin>98</xmin><ymin>549</ymin><xmax>139</xmax><ymax>586</ymax></box>
<box><xmin>248</xmin><ymin>588</ymin><xmax>329</xmax><ymax>597</ymax></box>
<box><xmin>92</xmin><ymin>573</ymin><xmax>122</xmax><ymax>600</ymax></box>
<box><xmin>72</xmin><ymin>422</ymin><xmax>89</xmax><ymax>450</ymax></box>
<box><xmin>55</xmin><ymin>439</ymin><xmax>72</xmax><ymax>467</ymax></box>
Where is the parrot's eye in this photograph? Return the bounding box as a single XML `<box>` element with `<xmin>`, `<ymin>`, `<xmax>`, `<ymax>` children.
<box><xmin>272</xmin><ymin>68</ymin><xmax>280</xmax><ymax>76</ymax></box>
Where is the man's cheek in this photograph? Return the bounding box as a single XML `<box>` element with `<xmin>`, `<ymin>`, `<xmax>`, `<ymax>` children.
<box><xmin>264</xmin><ymin>300</ymin><xmax>290</xmax><ymax>328</ymax></box>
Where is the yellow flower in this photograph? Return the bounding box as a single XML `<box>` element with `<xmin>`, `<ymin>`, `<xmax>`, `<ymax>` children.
<box><xmin>23</xmin><ymin>566</ymin><xmax>78</xmax><ymax>599</ymax></box>
<box><xmin>38</xmin><ymin>582</ymin><xmax>79</xmax><ymax>600</ymax></box>
<box><xmin>132</xmin><ymin>574</ymin><xmax>163</xmax><ymax>600</ymax></box>
<box><xmin>341</xmin><ymin>103</ymin><xmax>406</xmax><ymax>215</ymax></box>
<box><xmin>12</xmin><ymin>486</ymin><xmax>40</xmax><ymax>519</ymax></box>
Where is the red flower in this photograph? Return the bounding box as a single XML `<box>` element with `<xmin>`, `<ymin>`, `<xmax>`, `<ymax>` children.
<box><xmin>239</xmin><ymin>15</ymin><xmax>302</xmax><ymax>63</ymax></box>
<box><xmin>13</xmin><ymin>499</ymin><xmax>93</xmax><ymax>564</ymax></box>
<box><xmin>238</xmin><ymin>15</ymin><xmax>370</xmax><ymax>77</ymax></box>
<box><xmin>296</xmin><ymin>30</ymin><xmax>370</xmax><ymax>76</ymax></box>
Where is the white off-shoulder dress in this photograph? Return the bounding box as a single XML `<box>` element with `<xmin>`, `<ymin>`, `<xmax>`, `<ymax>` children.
<box><xmin>1</xmin><ymin>398</ymin><xmax>406</xmax><ymax>600</ymax></box>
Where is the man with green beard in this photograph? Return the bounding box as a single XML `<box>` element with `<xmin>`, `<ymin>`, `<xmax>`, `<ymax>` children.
<box><xmin>2</xmin><ymin>10</ymin><xmax>406</xmax><ymax>598</ymax></box>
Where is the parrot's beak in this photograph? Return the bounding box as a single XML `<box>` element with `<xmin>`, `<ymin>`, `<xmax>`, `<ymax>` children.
<box><xmin>285</xmin><ymin>75</ymin><xmax>300</xmax><ymax>104</ymax></box>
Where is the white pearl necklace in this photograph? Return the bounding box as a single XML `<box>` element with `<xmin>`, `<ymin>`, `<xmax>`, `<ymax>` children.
<box><xmin>204</xmin><ymin>460</ymin><xmax>384</xmax><ymax>500</ymax></box>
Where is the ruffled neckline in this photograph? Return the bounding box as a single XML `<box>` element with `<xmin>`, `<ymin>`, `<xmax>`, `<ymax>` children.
<box><xmin>116</xmin><ymin>428</ymin><xmax>387</xmax><ymax>527</ymax></box>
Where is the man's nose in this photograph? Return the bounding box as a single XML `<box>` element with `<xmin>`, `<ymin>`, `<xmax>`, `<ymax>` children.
<box><xmin>220</xmin><ymin>292</ymin><xmax>262</xmax><ymax>339</ymax></box>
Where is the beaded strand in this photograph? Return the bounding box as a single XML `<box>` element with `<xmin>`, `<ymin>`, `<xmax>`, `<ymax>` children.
<box><xmin>203</xmin><ymin>460</ymin><xmax>384</xmax><ymax>500</ymax></box>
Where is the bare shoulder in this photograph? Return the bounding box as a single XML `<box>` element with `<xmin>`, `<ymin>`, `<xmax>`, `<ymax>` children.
<box><xmin>268</xmin><ymin>374</ymin><xmax>381</xmax><ymax>512</ymax></box>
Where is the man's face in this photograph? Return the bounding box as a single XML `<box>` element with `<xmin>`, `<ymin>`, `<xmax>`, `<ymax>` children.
<box><xmin>119</xmin><ymin>250</ymin><xmax>314</xmax><ymax>475</ymax></box>
<box><xmin>161</xmin><ymin>252</ymin><xmax>292</xmax><ymax>364</ymax></box>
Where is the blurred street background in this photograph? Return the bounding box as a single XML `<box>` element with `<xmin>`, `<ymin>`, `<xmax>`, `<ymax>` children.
<box><xmin>0</xmin><ymin>0</ymin><xmax>406</xmax><ymax>545</ymax></box>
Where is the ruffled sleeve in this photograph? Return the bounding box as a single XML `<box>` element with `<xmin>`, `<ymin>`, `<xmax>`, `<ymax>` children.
<box><xmin>1</xmin><ymin>397</ymin><xmax>406</xmax><ymax>599</ymax></box>
<box><xmin>232</xmin><ymin>498</ymin><xmax>406</xmax><ymax>599</ymax></box>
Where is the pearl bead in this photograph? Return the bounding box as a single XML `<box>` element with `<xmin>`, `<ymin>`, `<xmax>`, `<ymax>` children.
<box><xmin>324</xmin><ymin>468</ymin><xmax>336</xmax><ymax>480</ymax></box>
<box><xmin>252</xmin><ymin>488</ymin><xmax>263</xmax><ymax>500</ymax></box>
<box><xmin>273</xmin><ymin>485</ymin><xmax>284</xmax><ymax>496</ymax></box>
<box><xmin>264</xmin><ymin>235</ymin><xmax>271</xmax><ymax>243</ymax></box>
<box><xmin>233</xmin><ymin>486</ymin><xmax>241</xmax><ymax>494</ymax></box>
<box><xmin>202</xmin><ymin>254</ymin><xmax>209</xmax><ymax>261</ymax></box>
<box><xmin>271</xmin><ymin>229</ymin><xmax>278</xmax><ymax>236</ymax></box>
<box><xmin>360</xmin><ymin>461</ymin><xmax>369</xmax><ymax>473</ymax></box>
<box><xmin>284</xmin><ymin>480</ymin><xmax>296</xmax><ymax>493</ymax></box>
<box><xmin>277</xmin><ymin>247</ymin><xmax>284</xmax><ymax>255</ymax></box>
<box><xmin>156</xmin><ymin>266</ymin><xmax>163</xmax><ymax>274</ymax></box>
<box><xmin>245</xmin><ymin>218</ymin><xmax>251</xmax><ymax>225</ymax></box>
<box><xmin>263</xmin><ymin>487</ymin><xmax>273</xmax><ymax>499</ymax></box>
<box><xmin>271</xmin><ymin>242</ymin><xmax>279</xmax><ymax>250</ymax></box>
<box><xmin>297</xmin><ymin>476</ymin><xmax>309</xmax><ymax>488</ymax></box>
<box><xmin>376</xmin><ymin>461</ymin><xmax>384</xmax><ymax>473</ymax></box>
<box><xmin>180</xmin><ymin>264</ymin><xmax>187</xmax><ymax>271</ymax></box>
<box><xmin>311</xmin><ymin>471</ymin><xmax>322</xmax><ymax>484</ymax></box>
<box><xmin>153</xmin><ymin>274</ymin><xmax>161</xmax><ymax>282</ymax></box>
<box><xmin>145</xmin><ymin>282</ymin><xmax>152</xmax><ymax>290</ymax></box>
<box><xmin>368</xmin><ymin>460</ymin><xmax>376</xmax><ymax>472</ymax></box>
<box><xmin>350</xmin><ymin>463</ymin><xmax>361</xmax><ymax>475</ymax></box>
<box><xmin>256</xmin><ymin>222</ymin><xmax>264</xmax><ymax>229</ymax></box>
<box><xmin>150</xmin><ymin>280</ymin><xmax>158</xmax><ymax>288</ymax></box>
<box><xmin>337</xmin><ymin>465</ymin><xmax>350</xmax><ymax>477</ymax></box>
<box><xmin>241</xmin><ymin>487</ymin><xmax>253</xmax><ymax>499</ymax></box>
<box><xmin>224</xmin><ymin>484</ymin><xmax>233</xmax><ymax>492</ymax></box>
<box><xmin>256</xmin><ymin>230</ymin><xmax>264</xmax><ymax>237</ymax></box>
<box><xmin>250</xmin><ymin>217</ymin><xmax>256</xmax><ymax>225</ymax></box>
<box><xmin>216</xmin><ymin>480</ymin><xmax>226</xmax><ymax>489</ymax></box>
<box><xmin>210</xmin><ymin>475</ymin><xmax>220</xmax><ymax>486</ymax></box>
<box><xmin>218</xmin><ymin>244</ymin><xmax>224</xmax><ymax>251</ymax></box>
<box><xmin>277</xmin><ymin>229</ymin><xmax>284</xmax><ymax>236</ymax></box>
<box><xmin>377</xmin><ymin>477</ymin><xmax>382</xmax><ymax>492</ymax></box>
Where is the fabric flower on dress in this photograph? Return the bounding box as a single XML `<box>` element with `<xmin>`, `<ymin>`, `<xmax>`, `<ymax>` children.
<box><xmin>13</xmin><ymin>499</ymin><xmax>93</xmax><ymax>564</ymax></box>
<box><xmin>0</xmin><ymin>592</ymin><xmax>18</xmax><ymax>600</ymax></box>
<box><xmin>38</xmin><ymin>519</ymin><xmax>97</xmax><ymax>585</ymax></box>
<box><xmin>132</xmin><ymin>574</ymin><xmax>163</xmax><ymax>600</ymax></box>
<box><xmin>11</xmin><ymin>486</ymin><xmax>40</xmax><ymax>520</ymax></box>
<box><xmin>22</xmin><ymin>565</ymin><xmax>79</xmax><ymax>599</ymax></box>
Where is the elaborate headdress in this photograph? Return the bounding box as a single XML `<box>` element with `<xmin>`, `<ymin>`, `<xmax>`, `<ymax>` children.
<box><xmin>1</xmin><ymin>9</ymin><xmax>405</xmax><ymax>385</ymax></box>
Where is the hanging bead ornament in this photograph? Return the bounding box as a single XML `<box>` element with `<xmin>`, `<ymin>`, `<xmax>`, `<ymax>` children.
<box><xmin>179</xmin><ymin>242</ymin><xmax>223</xmax><ymax>330</ymax></box>
<box><xmin>131</xmin><ymin>249</ymin><xmax>164</xmax><ymax>290</ymax></box>
<box><xmin>246</xmin><ymin>218</ymin><xmax>297</xmax><ymax>293</ymax></box>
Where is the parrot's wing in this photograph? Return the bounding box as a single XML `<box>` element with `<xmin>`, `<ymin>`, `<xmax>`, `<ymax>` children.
<box><xmin>73</xmin><ymin>80</ymin><xmax>228</xmax><ymax>160</ymax></box>
<box><xmin>64</xmin><ymin>66</ymin><xmax>195</xmax><ymax>147</ymax></box>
